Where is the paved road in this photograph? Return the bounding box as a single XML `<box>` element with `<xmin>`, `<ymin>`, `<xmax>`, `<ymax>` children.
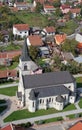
<box><xmin>0</xmin><ymin>83</ymin><xmax>18</xmax><ymax>88</ymax></box>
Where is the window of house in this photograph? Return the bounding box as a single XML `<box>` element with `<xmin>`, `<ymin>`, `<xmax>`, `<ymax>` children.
<box><xmin>33</xmin><ymin>101</ymin><xmax>34</xmax><ymax>107</ymax></box>
<box><xmin>40</xmin><ymin>99</ymin><xmax>42</xmax><ymax>104</ymax></box>
<box><xmin>49</xmin><ymin>98</ymin><xmax>51</xmax><ymax>102</ymax></box>
<box><xmin>52</xmin><ymin>98</ymin><xmax>53</xmax><ymax>102</ymax></box>
<box><xmin>46</xmin><ymin>99</ymin><xmax>48</xmax><ymax>103</ymax></box>
<box><xmin>24</xmin><ymin>65</ymin><xmax>27</xmax><ymax>70</ymax></box>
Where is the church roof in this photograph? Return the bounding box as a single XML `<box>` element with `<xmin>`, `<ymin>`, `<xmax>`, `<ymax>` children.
<box><xmin>23</xmin><ymin>71</ymin><xmax>75</xmax><ymax>89</ymax></box>
<box><xmin>21</xmin><ymin>38</ymin><xmax>30</xmax><ymax>61</ymax></box>
<box><xmin>29</xmin><ymin>85</ymin><xmax>70</xmax><ymax>100</ymax></box>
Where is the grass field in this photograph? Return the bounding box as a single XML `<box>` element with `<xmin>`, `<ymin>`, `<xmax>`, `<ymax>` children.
<box><xmin>0</xmin><ymin>86</ymin><xmax>18</xmax><ymax>96</ymax></box>
<box><xmin>76</xmin><ymin>77</ymin><xmax>82</xmax><ymax>88</ymax></box>
<box><xmin>78</xmin><ymin>98</ymin><xmax>82</xmax><ymax>108</ymax></box>
<box><xmin>4</xmin><ymin>104</ymin><xmax>76</xmax><ymax>122</ymax></box>
<box><xmin>16</xmin><ymin>12</ymin><xmax>48</xmax><ymax>27</ymax></box>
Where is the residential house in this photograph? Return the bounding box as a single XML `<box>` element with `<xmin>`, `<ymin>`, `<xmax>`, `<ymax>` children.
<box><xmin>75</xmin><ymin>33</ymin><xmax>82</xmax><ymax>43</ymax></box>
<box><xmin>54</xmin><ymin>34</ymin><xmax>66</xmax><ymax>45</ymax></box>
<box><xmin>60</xmin><ymin>4</ymin><xmax>71</xmax><ymax>14</ymax></box>
<box><xmin>68</xmin><ymin>121</ymin><xmax>82</xmax><ymax>130</ymax></box>
<box><xmin>0</xmin><ymin>50</ymin><xmax>21</xmax><ymax>65</ymax></box>
<box><xmin>74</xmin><ymin>56</ymin><xmax>82</xmax><ymax>63</ymax></box>
<box><xmin>0</xmin><ymin>69</ymin><xmax>17</xmax><ymax>82</ymax></box>
<box><xmin>76</xmin><ymin>43</ymin><xmax>82</xmax><ymax>53</ymax></box>
<box><xmin>27</xmin><ymin>35</ymin><xmax>43</xmax><ymax>46</ymax></box>
<box><xmin>14</xmin><ymin>2</ymin><xmax>29</xmax><ymax>10</ymax></box>
<box><xmin>13</xmin><ymin>24</ymin><xmax>29</xmax><ymax>38</ymax></box>
<box><xmin>70</xmin><ymin>8</ymin><xmax>81</xmax><ymax>18</ymax></box>
<box><xmin>38</xmin><ymin>46</ymin><xmax>50</xmax><ymax>57</ymax></box>
<box><xmin>43</xmin><ymin>26</ymin><xmax>56</xmax><ymax>36</ymax></box>
<box><xmin>17</xmin><ymin>39</ymin><xmax>77</xmax><ymax>112</ymax></box>
<box><xmin>0</xmin><ymin>123</ymin><xmax>25</xmax><ymax>130</ymax></box>
<box><xmin>43</xmin><ymin>5</ymin><xmax>55</xmax><ymax>14</ymax></box>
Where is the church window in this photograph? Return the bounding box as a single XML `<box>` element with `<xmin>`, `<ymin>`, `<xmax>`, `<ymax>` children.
<box><xmin>49</xmin><ymin>98</ymin><xmax>51</xmax><ymax>102</ymax></box>
<box><xmin>33</xmin><ymin>101</ymin><xmax>34</xmax><ymax>107</ymax></box>
<box><xmin>24</xmin><ymin>65</ymin><xmax>27</xmax><ymax>70</ymax></box>
<box><xmin>52</xmin><ymin>98</ymin><xmax>53</xmax><ymax>102</ymax></box>
<box><xmin>40</xmin><ymin>99</ymin><xmax>42</xmax><ymax>104</ymax></box>
<box><xmin>69</xmin><ymin>86</ymin><xmax>71</xmax><ymax>89</ymax></box>
<box><xmin>43</xmin><ymin>99</ymin><xmax>44</xmax><ymax>103</ymax></box>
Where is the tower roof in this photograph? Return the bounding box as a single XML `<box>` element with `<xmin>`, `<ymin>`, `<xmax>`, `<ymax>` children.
<box><xmin>21</xmin><ymin>38</ymin><xmax>30</xmax><ymax>61</ymax></box>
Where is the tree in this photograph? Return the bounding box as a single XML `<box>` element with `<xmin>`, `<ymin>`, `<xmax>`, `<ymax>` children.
<box><xmin>53</xmin><ymin>0</ymin><xmax>61</xmax><ymax>8</ymax></box>
<box><xmin>80</xmin><ymin>8</ymin><xmax>82</xmax><ymax>16</ymax></box>
<box><xmin>29</xmin><ymin>46</ymin><xmax>38</xmax><ymax>61</ymax></box>
<box><xmin>35</xmin><ymin>2</ymin><xmax>43</xmax><ymax>13</ymax></box>
<box><xmin>55</xmin><ymin>8</ymin><xmax>63</xmax><ymax>17</ymax></box>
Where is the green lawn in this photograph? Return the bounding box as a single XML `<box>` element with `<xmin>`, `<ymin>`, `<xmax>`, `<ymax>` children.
<box><xmin>35</xmin><ymin>117</ymin><xmax>63</xmax><ymax>125</ymax></box>
<box><xmin>78</xmin><ymin>98</ymin><xmax>82</xmax><ymax>108</ymax></box>
<box><xmin>0</xmin><ymin>43</ymin><xmax>21</xmax><ymax>51</ymax></box>
<box><xmin>0</xmin><ymin>62</ymin><xmax>18</xmax><ymax>70</ymax></box>
<box><xmin>0</xmin><ymin>105</ymin><xmax>7</xmax><ymax>114</ymax></box>
<box><xmin>76</xmin><ymin>77</ymin><xmax>82</xmax><ymax>88</ymax></box>
<box><xmin>0</xmin><ymin>86</ymin><xmax>18</xmax><ymax>96</ymax></box>
<box><xmin>4</xmin><ymin>104</ymin><xmax>76</xmax><ymax>122</ymax></box>
<box><xmin>58</xmin><ymin>20</ymin><xmax>78</xmax><ymax>35</ymax></box>
<box><xmin>16</xmin><ymin>12</ymin><xmax>48</xmax><ymax>27</ymax></box>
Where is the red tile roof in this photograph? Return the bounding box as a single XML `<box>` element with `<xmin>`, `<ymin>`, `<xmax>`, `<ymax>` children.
<box><xmin>61</xmin><ymin>4</ymin><xmax>70</xmax><ymax>9</ymax></box>
<box><xmin>70</xmin><ymin>8</ymin><xmax>81</xmax><ymax>13</ymax></box>
<box><xmin>0</xmin><ymin>50</ymin><xmax>21</xmax><ymax>59</ymax></box>
<box><xmin>15</xmin><ymin>2</ymin><xmax>27</xmax><ymax>5</ymax></box>
<box><xmin>44</xmin><ymin>5</ymin><xmax>55</xmax><ymax>9</ymax></box>
<box><xmin>68</xmin><ymin>121</ymin><xmax>82</xmax><ymax>130</ymax></box>
<box><xmin>28</xmin><ymin>35</ymin><xmax>43</xmax><ymax>46</ymax></box>
<box><xmin>13</xmin><ymin>24</ymin><xmax>29</xmax><ymax>31</ymax></box>
<box><xmin>77</xmin><ymin>43</ymin><xmax>82</xmax><ymax>49</ymax></box>
<box><xmin>1</xmin><ymin>124</ymin><xmax>12</xmax><ymax>130</ymax></box>
<box><xmin>0</xmin><ymin>70</ymin><xmax>17</xmax><ymax>79</ymax></box>
<box><xmin>35</xmin><ymin>0</ymin><xmax>54</xmax><ymax>4</ymax></box>
<box><xmin>55</xmin><ymin>34</ymin><xmax>66</xmax><ymax>45</ymax></box>
<box><xmin>44</xmin><ymin>26</ymin><xmax>55</xmax><ymax>33</ymax></box>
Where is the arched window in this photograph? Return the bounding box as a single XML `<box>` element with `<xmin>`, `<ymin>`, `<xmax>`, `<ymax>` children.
<box><xmin>40</xmin><ymin>99</ymin><xmax>42</xmax><ymax>104</ymax></box>
<box><xmin>33</xmin><ymin>101</ymin><xmax>34</xmax><ymax>107</ymax></box>
<box><xmin>24</xmin><ymin>63</ymin><xmax>27</xmax><ymax>70</ymax></box>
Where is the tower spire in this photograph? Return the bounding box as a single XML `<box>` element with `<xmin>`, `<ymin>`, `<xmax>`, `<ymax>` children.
<box><xmin>21</xmin><ymin>38</ymin><xmax>30</xmax><ymax>61</ymax></box>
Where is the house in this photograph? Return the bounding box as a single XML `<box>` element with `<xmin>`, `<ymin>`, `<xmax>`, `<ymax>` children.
<box><xmin>38</xmin><ymin>46</ymin><xmax>50</xmax><ymax>57</ymax></box>
<box><xmin>17</xmin><ymin>39</ymin><xmax>77</xmax><ymax>112</ymax></box>
<box><xmin>76</xmin><ymin>43</ymin><xmax>82</xmax><ymax>53</ymax></box>
<box><xmin>43</xmin><ymin>26</ymin><xmax>56</xmax><ymax>36</ymax></box>
<box><xmin>43</xmin><ymin>5</ymin><xmax>55</xmax><ymax>14</ymax></box>
<box><xmin>60</xmin><ymin>4</ymin><xmax>71</xmax><ymax>14</ymax></box>
<box><xmin>33</xmin><ymin>0</ymin><xmax>54</xmax><ymax>7</ymax></box>
<box><xmin>62</xmin><ymin>52</ymin><xmax>74</xmax><ymax>61</ymax></box>
<box><xmin>0</xmin><ymin>123</ymin><xmax>25</xmax><ymax>130</ymax></box>
<box><xmin>70</xmin><ymin>8</ymin><xmax>81</xmax><ymax>18</ymax></box>
<box><xmin>27</xmin><ymin>35</ymin><xmax>43</xmax><ymax>46</ymax></box>
<box><xmin>74</xmin><ymin>55</ymin><xmax>82</xmax><ymax>63</ymax></box>
<box><xmin>0</xmin><ymin>50</ymin><xmax>21</xmax><ymax>65</ymax></box>
<box><xmin>68</xmin><ymin>121</ymin><xmax>82</xmax><ymax>130</ymax></box>
<box><xmin>75</xmin><ymin>33</ymin><xmax>82</xmax><ymax>43</ymax></box>
<box><xmin>14</xmin><ymin>2</ymin><xmax>28</xmax><ymax>10</ymax></box>
<box><xmin>54</xmin><ymin>34</ymin><xmax>66</xmax><ymax>45</ymax></box>
<box><xmin>0</xmin><ymin>69</ymin><xmax>17</xmax><ymax>82</ymax></box>
<box><xmin>13</xmin><ymin>24</ymin><xmax>29</xmax><ymax>38</ymax></box>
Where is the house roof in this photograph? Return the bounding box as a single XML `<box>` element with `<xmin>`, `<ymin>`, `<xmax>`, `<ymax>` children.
<box><xmin>54</xmin><ymin>34</ymin><xmax>66</xmax><ymax>45</ymax></box>
<box><xmin>44</xmin><ymin>5</ymin><xmax>55</xmax><ymax>9</ymax></box>
<box><xmin>35</xmin><ymin>0</ymin><xmax>54</xmax><ymax>4</ymax></box>
<box><xmin>28</xmin><ymin>35</ymin><xmax>43</xmax><ymax>46</ymax></box>
<box><xmin>1</xmin><ymin>124</ymin><xmax>25</xmax><ymax>130</ymax></box>
<box><xmin>15</xmin><ymin>2</ymin><xmax>27</xmax><ymax>5</ymax></box>
<box><xmin>23</xmin><ymin>71</ymin><xmax>75</xmax><ymax>89</ymax></box>
<box><xmin>0</xmin><ymin>50</ymin><xmax>21</xmax><ymax>59</ymax></box>
<box><xmin>77</xmin><ymin>43</ymin><xmax>82</xmax><ymax>49</ymax></box>
<box><xmin>13</xmin><ymin>24</ymin><xmax>29</xmax><ymax>31</ymax></box>
<box><xmin>0</xmin><ymin>124</ymin><xmax>12</xmax><ymax>130</ymax></box>
<box><xmin>29</xmin><ymin>85</ymin><xmax>70</xmax><ymax>100</ymax></box>
<box><xmin>44</xmin><ymin>26</ymin><xmax>55</xmax><ymax>33</ymax></box>
<box><xmin>68</xmin><ymin>121</ymin><xmax>82</xmax><ymax>130</ymax></box>
<box><xmin>70</xmin><ymin>8</ymin><xmax>81</xmax><ymax>13</ymax></box>
<box><xmin>63</xmin><ymin>52</ymin><xmax>74</xmax><ymax>60</ymax></box>
<box><xmin>74</xmin><ymin>56</ymin><xmax>82</xmax><ymax>63</ymax></box>
<box><xmin>0</xmin><ymin>70</ymin><xmax>17</xmax><ymax>79</ymax></box>
<box><xmin>21</xmin><ymin>38</ymin><xmax>31</xmax><ymax>61</ymax></box>
<box><xmin>61</xmin><ymin>4</ymin><xmax>70</xmax><ymax>9</ymax></box>
<box><xmin>10</xmin><ymin>7</ymin><xmax>18</xmax><ymax>12</ymax></box>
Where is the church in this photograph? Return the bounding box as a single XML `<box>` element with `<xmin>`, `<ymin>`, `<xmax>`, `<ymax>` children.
<box><xmin>17</xmin><ymin>39</ymin><xmax>77</xmax><ymax>112</ymax></box>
